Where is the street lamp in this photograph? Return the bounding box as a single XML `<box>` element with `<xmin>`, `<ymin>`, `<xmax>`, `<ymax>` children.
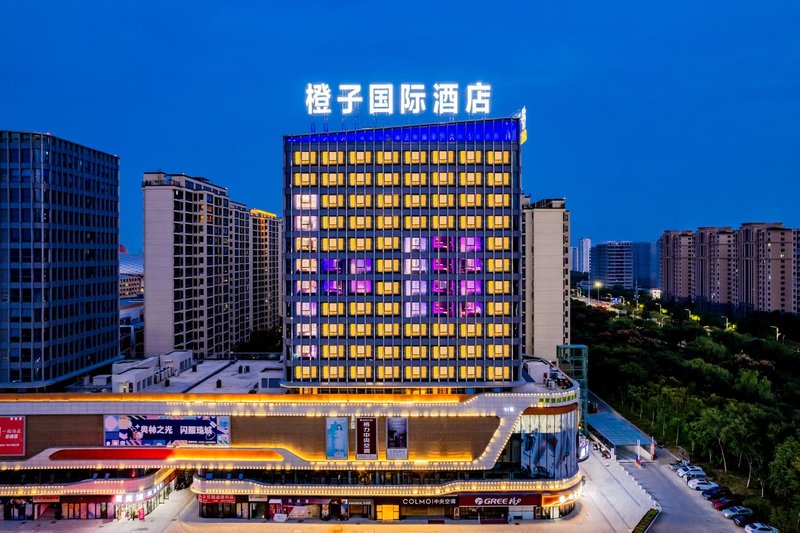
<box><xmin>769</xmin><ymin>325</ymin><xmax>780</xmax><ymax>342</ymax></box>
<box><xmin>722</xmin><ymin>316</ymin><xmax>729</xmax><ymax>330</ymax></box>
<box><xmin>684</xmin><ymin>308</ymin><xmax>692</xmax><ymax>320</ymax></box>
<box><xmin>593</xmin><ymin>281</ymin><xmax>603</xmax><ymax>305</ymax></box>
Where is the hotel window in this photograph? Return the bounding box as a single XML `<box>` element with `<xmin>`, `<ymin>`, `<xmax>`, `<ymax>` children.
<box><xmin>459</xmin><ymin>150</ymin><xmax>482</xmax><ymax>164</ymax></box>
<box><xmin>350</xmin><ymin>323</ymin><xmax>372</xmax><ymax>337</ymax></box>
<box><xmin>293</xmin><ymin>172</ymin><xmax>317</xmax><ymax>186</ymax></box>
<box><xmin>322</xmin><ymin>323</ymin><xmax>345</xmax><ymax>337</ymax></box>
<box><xmin>322</xmin><ymin>258</ymin><xmax>342</xmax><ymax>273</ymax></box>
<box><xmin>323</xmin><ymin>366</ymin><xmax>344</xmax><ymax>379</ymax></box>
<box><xmin>348</xmin><ymin>172</ymin><xmax>372</xmax><ymax>186</ymax></box>
<box><xmin>404</xmin><ymin>323</ymin><xmax>427</xmax><ymax>337</ymax></box>
<box><xmin>293</xmin><ymin>194</ymin><xmax>319</xmax><ymax>210</ymax></box>
<box><xmin>377</xmin><ymin>259</ymin><xmax>400</xmax><ymax>273</ymax></box>
<box><xmin>377</xmin><ymin>347</ymin><xmax>400</xmax><ymax>360</ymax></box>
<box><xmin>487</xmin><ymin>323</ymin><xmax>511</xmax><ymax>337</ymax></box>
<box><xmin>404</xmin><ymin>280</ymin><xmax>427</xmax><ymax>296</ymax></box>
<box><xmin>487</xmin><ymin>194</ymin><xmax>510</xmax><ymax>207</ymax></box>
<box><xmin>349</xmin><ymin>237</ymin><xmax>373</xmax><ymax>251</ymax></box>
<box><xmin>460</xmin><ymin>323</ymin><xmax>482</xmax><ymax>337</ymax></box>
<box><xmin>404</xmin><ymin>151</ymin><xmax>427</xmax><ymax>164</ymax></box>
<box><xmin>321</xmin><ymin>194</ymin><xmax>345</xmax><ymax>208</ymax></box>
<box><xmin>322</xmin><ymin>172</ymin><xmax>345</xmax><ymax>186</ymax></box>
<box><xmin>403</xmin><ymin>258</ymin><xmax>427</xmax><ymax>274</ymax></box>
<box><xmin>322</xmin><ymin>151</ymin><xmax>344</xmax><ymax>165</ymax></box>
<box><xmin>376</xmin><ymin>236</ymin><xmax>400</xmax><ymax>250</ymax></box>
<box><xmin>432</xmin><ymin>236</ymin><xmax>454</xmax><ymax>251</ymax></box>
<box><xmin>488</xmin><ymin>345</ymin><xmax>510</xmax><ymax>358</ymax></box>
<box><xmin>432</xmin><ymin>172</ymin><xmax>455</xmax><ymax>186</ymax></box>
<box><xmin>349</xmin><ymin>215</ymin><xmax>372</xmax><ymax>229</ymax></box>
<box><xmin>321</xmin><ymin>302</ymin><xmax>345</xmax><ymax>316</ymax></box>
<box><xmin>295</xmin><ymin>345</ymin><xmax>318</xmax><ymax>359</ymax></box>
<box><xmin>405</xmin><ymin>366</ymin><xmax>427</xmax><ymax>379</ymax></box>
<box><xmin>349</xmin><ymin>280</ymin><xmax>373</xmax><ymax>294</ymax></box>
<box><xmin>459</xmin><ymin>193</ymin><xmax>482</xmax><ymax>207</ymax></box>
<box><xmin>404</xmin><ymin>172</ymin><xmax>427</xmax><ymax>186</ymax></box>
<box><xmin>460</xmin><ymin>345</ymin><xmax>482</xmax><ymax>358</ymax></box>
<box><xmin>487</xmin><ymin>215</ymin><xmax>510</xmax><ymax>229</ymax></box>
<box><xmin>376</xmin><ymin>215</ymin><xmax>400</xmax><ymax>229</ymax></box>
<box><xmin>433</xmin><ymin>346</ymin><xmax>456</xmax><ymax>359</ymax></box>
<box><xmin>376</xmin><ymin>281</ymin><xmax>400</xmax><ymax>295</ymax></box>
<box><xmin>377</xmin><ymin>194</ymin><xmax>400</xmax><ymax>208</ymax></box>
<box><xmin>432</xmin><ymin>150</ymin><xmax>454</xmax><ymax>164</ymax></box>
<box><xmin>350</xmin><ymin>366</ymin><xmax>373</xmax><ymax>379</ymax></box>
<box><xmin>404</xmin><ymin>215</ymin><xmax>427</xmax><ymax>229</ymax></box>
<box><xmin>488</xmin><ymin>258</ymin><xmax>511</xmax><ymax>273</ymax></box>
<box><xmin>487</xmin><ymin>237</ymin><xmax>511</xmax><ymax>251</ymax></box>
<box><xmin>403</xmin><ymin>237</ymin><xmax>427</xmax><ymax>252</ymax></box>
<box><xmin>350</xmin><ymin>345</ymin><xmax>372</xmax><ymax>358</ymax></box>
<box><xmin>322</xmin><ymin>345</ymin><xmax>345</xmax><ymax>358</ymax></box>
<box><xmin>487</xmin><ymin>280</ymin><xmax>511</xmax><ymax>294</ymax></box>
<box><xmin>459</xmin><ymin>215</ymin><xmax>482</xmax><ymax>229</ymax></box>
<box><xmin>377</xmin><ymin>323</ymin><xmax>401</xmax><ymax>336</ymax></box>
<box><xmin>349</xmin><ymin>258</ymin><xmax>372</xmax><ymax>274</ymax></box>
<box><xmin>431</xmin><ymin>194</ymin><xmax>454</xmax><ymax>208</ymax></box>
<box><xmin>404</xmin><ymin>194</ymin><xmax>427</xmax><ymax>208</ymax></box>
<box><xmin>322</xmin><ymin>280</ymin><xmax>344</xmax><ymax>295</ymax></box>
<box><xmin>404</xmin><ymin>302</ymin><xmax>427</xmax><ymax>318</ymax></box>
<box><xmin>432</xmin><ymin>301</ymin><xmax>452</xmax><ymax>316</ymax></box>
<box><xmin>349</xmin><ymin>302</ymin><xmax>373</xmax><ymax>315</ymax></box>
<box><xmin>433</xmin><ymin>323</ymin><xmax>455</xmax><ymax>337</ymax></box>
<box><xmin>295</xmin><ymin>237</ymin><xmax>317</xmax><ymax>252</ymax></box>
<box><xmin>459</xmin><ymin>366</ymin><xmax>483</xmax><ymax>379</ymax></box>
<box><xmin>349</xmin><ymin>151</ymin><xmax>372</xmax><ymax>164</ymax></box>
<box><xmin>349</xmin><ymin>194</ymin><xmax>372</xmax><ymax>208</ymax></box>
<box><xmin>294</xmin><ymin>215</ymin><xmax>318</xmax><ymax>231</ymax></box>
<box><xmin>296</xmin><ymin>280</ymin><xmax>318</xmax><ymax>294</ymax></box>
<box><xmin>295</xmin><ymin>366</ymin><xmax>318</xmax><ymax>379</ymax></box>
<box><xmin>322</xmin><ymin>215</ymin><xmax>345</xmax><ymax>229</ymax></box>
<box><xmin>377</xmin><ymin>172</ymin><xmax>400</xmax><ymax>186</ymax></box>
<box><xmin>487</xmin><ymin>151</ymin><xmax>510</xmax><ymax>164</ymax></box>
<box><xmin>487</xmin><ymin>172</ymin><xmax>510</xmax><ymax>186</ymax></box>
<box><xmin>295</xmin><ymin>323</ymin><xmax>317</xmax><ymax>337</ymax></box>
<box><xmin>404</xmin><ymin>346</ymin><xmax>427</xmax><ymax>359</ymax></box>
<box><xmin>377</xmin><ymin>151</ymin><xmax>399</xmax><ymax>164</ymax></box>
<box><xmin>460</xmin><ymin>258</ymin><xmax>483</xmax><ymax>273</ymax></box>
<box><xmin>378</xmin><ymin>366</ymin><xmax>400</xmax><ymax>378</ymax></box>
<box><xmin>322</xmin><ymin>238</ymin><xmax>345</xmax><ymax>252</ymax></box>
<box><xmin>431</xmin><ymin>215</ymin><xmax>455</xmax><ymax>229</ymax></box>
<box><xmin>459</xmin><ymin>236</ymin><xmax>482</xmax><ymax>253</ymax></box>
<box><xmin>488</xmin><ymin>367</ymin><xmax>510</xmax><ymax>380</ymax></box>
<box><xmin>459</xmin><ymin>280</ymin><xmax>482</xmax><ymax>296</ymax></box>
<box><xmin>293</xmin><ymin>151</ymin><xmax>317</xmax><ymax>165</ymax></box>
<box><xmin>377</xmin><ymin>302</ymin><xmax>400</xmax><ymax>316</ymax></box>
<box><xmin>295</xmin><ymin>258</ymin><xmax>317</xmax><ymax>273</ymax></box>
<box><xmin>433</xmin><ymin>258</ymin><xmax>451</xmax><ymax>273</ymax></box>
<box><xmin>432</xmin><ymin>280</ymin><xmax>453</xmax><ymax>295</ymax></box>
<box><xmin>459</xmin><ymin>301</ymin><xmax>482</xmax><ymax>318</ymax></box>
<box><xmin>459</xmin><ymin>172</ymin><xmax>482</xmax><ymax>186</ymax></box>
<box><xmin>487</xmin><ymin>301</ymin><xmax>511</xmax><ymax>316</ymax></box>
<box><xmin>433</xmin><ymin>367</ymin><xmax>455</xmax><ymax>380</ymax></box>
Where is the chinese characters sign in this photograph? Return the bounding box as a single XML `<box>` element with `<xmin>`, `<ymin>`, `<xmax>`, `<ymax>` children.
<box><xmin>305</xmin><ymin>82</ymin><xmax>491</xmax><ymax>116</ymax></box>
<box><xmin>103</xmin><ymin>415</ymin><xmax>230</xmax><ymax>447</ymax></box>
<box><xmin>356</xmin><ymin>417</ymin><xmax>377</xmax><ymax>460</ymax></box>
<box><xmin>0</xmin><ymin>416</ymin><xmax>25</xmax><ymax>456</ymax></box>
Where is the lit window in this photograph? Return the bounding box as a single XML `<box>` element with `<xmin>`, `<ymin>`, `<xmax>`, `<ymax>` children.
<box><xmin>293</xmin><ymin>172</ymin><xmax>317</xmax><ymax>186</ymax></box>
<box><xmin>322</xmin><ymin>216</ymin><xmax>345</xmax><ymax>229</ymax></box>
<box><xmin>350</xmin><ymin>345</ymin><xmax>372</xmax><ymax>358</ymax></box>
<box><xmin>458</xmin><ymin>150</ymin><xmax>482</xmax><ymax>164</ymax></box>
<box><xmin>376</xmin><ymin>151</ymin><xmax>399</xmax><ymax>164</ymax></box>
<box><xmin>322</xmin><ymin>323</ymin><xmax>345</xmax><ymax>337</ymax></box>
<box><xmin>459</xmin><ymin>236</ymin><xmax>482</xmax><ymax>252</ymax></box>
<box><xmin>487</xmin><ymin>151</ymin><xmax>510</xmax><ymax>164</ymax></box>
<box><xmin>434</xmin><ymin>346</ymin><xmax>456</xmax><ymax>359</ymax></box>
<box><xmin>293</xmin><ymin>194</ymin><xmax>319</xmax><ymax>210</ymax></box>
<box><xmin>403</xmin><ymin>258</ymin><xmax>427</xmax><ymax>274</ymax></box>
<box><xmin>403</xmin><ymin>237</ymin><xmax>427</xmax><ymax>252</ymax></box>
<box><xmin>405</xmin><ymin>366</ymin><xmax>427</xmax><ymax>379</ymax></box>
<box><xmin>404</xmin><ymin>302</ymin><xmax>427</xmax><ymax>318</ymax></box>
<box><xmin>432</xmin><ymin>172</ymin><xmax>455</xmax><ymax>186</ymax></box>
<box><xmin>460</xmin><ymin>258</ymin><xmax>483</xmax><ymax>273</ymax></box>
<box><xmin>322</xmin><ymin>345</ymin><xmax>345</xmax><ymax>358</ymax></box>
<box><xmin>293</xmin><ymin>151</ymin><xmax>317</xmax><ymax>165</ymax></box>
<box><xmin>432</xmin><ymin>236</ymin><xmax>454</xmax><ymax>251</ymax></box>
<box><xmin>431</xmin><ymin>215</ymin><xmax>455</xmax><ymax>229</ymax></box>
<box><xmin>431</xmin><ymin>194</ymin><xmax>454</xmax><ymax>208</ymax></box>
<box><xmin>487</xmin><ymin>323</ymin><xmax>511</xmax><ymax>337</ymax></box>
<box><xmin>459</xmin><ymin>215</ymin><xmax>482</xmax><ymax>229</ymax></box>
<box><xmin>487</xmin><ymin>302</ymin><xmax>511</xmax><ymax>316</ymax></box>
<box><xmin>377</xmin><ymin>323</ymin><xmax>401</xmax><ymax>336</ymax></box>
<box><xmin>349</xmin><ymin>280</ymin><xmax>373</xmax><ymax>294</ymax></box>
<box><xmin>322</xmin><ymin>280</ymin><xmax>344</xmax><ymax>294</ymax></box>
<box><xmin>404</xmin><ymin>323</ymin><xmax>427</xmax><ymax>337</ymax></box>
<box><xmin>349</xmin><ymin>194</ymin><xmax>372</xmax><ymax>208</ymax></box>
<box><xmin>433</xmin><ymin>367</ymin><xmax>455</xmax><ymax>380</ymax></box>
<box><xmin>459</xmin><ymin>280</ymin><xmax>482</xmax><ymax>295</ymax></box>
<box><xmin>404</xmin><ymin>194</ymin><xmax>427</xmax><ymax>208</ymax></box>
<box><xmin>294</xmin><ymin>345</ymin><xmax>318</xmax><ymax>359</ymax></box>
<box><xmin>377</xmin><ymin>259</ymin><xmax>400</xmax><ymax>273</ymax></box>
<box><xmin>460</xmin><ymin>323</ymin><xmax>483</xmax><ymax>337</ymax></box>
<box><xmin>349</xmin><ymin>302</ymin><xmax>373</xmax><ymax>315</ymax></box>
<box><xmin>487</xmin><ymin>172</ymin><xmax>510</xmax><ymax>186</ymax></box>
<box><xmin>377</xmin><ymin>347</ymin><xmax>400</xmax><ymax>360</ymax></box>
<box><xmin>404</xmin><ymin>215</ymin><xmax>427</xmax><ymax>229</ymax></box>
<box><xmin>404</xmin><ymin>151</ymin><xmax>427</xmax><ymax>164</ymax></box>
<box><xmin>349</xmin><ymin>238</ymin><xmax>373</xmax><ymax>251</ymax></box>
<box><xmin>432</xmin><ymin>323</ymin><xmax>455</xmax><ymax>336</ymax></box>
<box><xmin>295</xmin><ymin>258</ymin><xmax>317</xmax><ymax>273</ymax></box>
<box><xmin>378</xmin><ymin>365</ymin><xmax>400</xmax><ymax>378</ymax></box>
<box><xmin>377</xmin><ymin>194</ymin><xmax>399</xmax><ymax>208</ymax></box>
<box><xmin>322</xmin><ymin>238</ymin><xmax>345</xmax><ymax>252</ymax></box>
<box><xmin>349</xmin><ymin>323</ymin><xmax>372</xmax><ymax>337</ymax></box>
<box><xmin>488</xmin><ymin>258</ymin><xmax>511</xmax><ymax>273</ymax></box>
<box><xmin>404</xmin><ymin>346</ymin><xmax>427</xmax><ymax>359</ymax></box>
<box><xmin>432</xmin><ymin>150</ymin><xmax>454</xmax><ymax>164</ymax></box>
<box><xmin>321</xmin><ymin>172</ymin><xmax>344</xmax><ymax>186</ymax></box>
<box><xmin>349</xmin><ymin>151</ymin><xmax>372</xmax><ymax>164</ymax></box>
<box><xmin>323</xmin><ymin>366</ymin><xmax>344</xmax><ymax>379</ymax></box>
<box><xmin>459</xmin><ymin>301</ymin><xmax>483</xmax><ymax>316</ymax></box>
<box><xmin>487</xmin><ymin>194</ymin><xmax>510</xmax><ymax>207</ymax></box>
<box><xmin>459</xmin><ymin>172</ymin><xmax>482</xmax><ymax>186</ymax></box>
<box><xmin>349</xmin><ymin>215</ymin><xmax>372</xmax><ymax>229</ymax></box>
<box><xmin>459</xmin><ymin>366</ymin><xmax>483</xmax><ymax>379</ymax></box>
<box><xmin>296</xmin><ymin>280</ymin><xmax>317</xmax><ymax>294</ymax></box>
<box><xmin>321</xmin><ymin>151</ymin><xmax>343</xmax><ymax>165</ymax></box>
<box><xmin>321</xmin><ymin>259</ymin><xmax>342</xmax><ymax>273</ymax></box>
<box><xmin>350</xmin><ymin>258</ymin><xmax>372</xmax><ymax>274</ymax></box>
<box><xmin>377</xmin><ymin>302</ymin><xmax>400</xmax><ymax>316</ymax></box>
<box><xmin>404</xmin><ymin>280</ymin><xmax>427</xmax><ymax>296</ymax></box>
<box><xmin>376</xmin><ymin>237</ymin><xmax>400</xmax><ymax>250</ymax></box>
<box><xmin>295</xmin><ymin>237</ymin><xmax>317</xmax><ymax>251</ymax></box>
<box><xmin>377</xmin><ymin>172</ymin><xmax>400</xmax><ymax>186</ymax></box>
<box><xmin>459</xmin><ymin>193</ymin><xmax>482</xmax><ymax>207</ymax></box>
<box><xmin>294</xmin><ymin>215</ymin><xmax>318</xmax><ymax>231</ymax></box>
<box><xmin>433</xmin><ymin>258</ymin><xmax>451</xmax><ymax>273</ymax></box>
<box><xmin>432</xmin><ymin>280</ymin><xmax>453</xmax><ymax>294</ymax></box>
<box><xmin>294</xmin><ymin>366</ymin><xmax>317</xmax><ymax>378</ymax></box>
<box><xmin>321</xmin><ymin>302</ymin><xmax>345</xmax><ymax>316</ymax></box>
<box><xmin>295</xmin><ymin>324</ymin><xmax>317</xmax><ymax>337</ymax></box>
<box><xmin>432</xmin><ymin>301</ymin><xmax>451</xmax><ymax>316</ymax></box>
<box><xmin>487</xmin><ymin>280</ymin><xmax>511</xmax><ymax>294</ymax></box>
<box><xmin>376</xmin><ymin>281</ymin><xmax>400</xmax><ymax>295</ymax></box>
<box><xmin>295</xmin><ymin>302</ymin><xmax>317</xmax><ymax>317</ymax></box>
<box><xmin>488</xmin><ymin>367</ymin><xmax>510</xmax><ymax>380</ymax></box>
<box><xmin>487</xmin><ymin>215</ymin><xmax>510</xmax><ymax>229</ymax></box>
<box><xmin>488</xmin><ymin>345</ymin><xmax>510</xmax><ymax>358</ymax></box>
<box><xmin>376</xmin><ymin>216</ymin><xmax>400</xmax><ymax>229</ymax></box>
<box><xmin>404</xmin><ymin>172</ymin><xmax>427</xmax><ymax>186</ymax></box>
<box><xmin>321</xmin><ymin>194</ymin><xmax>344</xmax><ymax>208</ymax></box>
<box><xmin>348</xmin><ymin>172</ymin><xmax>372</xmax><ymax>186</ymax></box>
<box><xmin>487</xmin><ymin>237</ymin><xmax>510</xmax><ymax>251</ymax></box>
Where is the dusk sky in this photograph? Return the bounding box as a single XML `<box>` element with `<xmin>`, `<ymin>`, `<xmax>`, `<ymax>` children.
<box><xmin>2</xmin><ymin>1</ymin><xmax>799</xmax><ymax>253</ymax></box>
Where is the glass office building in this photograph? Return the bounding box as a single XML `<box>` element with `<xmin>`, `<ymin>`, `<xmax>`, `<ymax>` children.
<box><xmin>0</xmin><ymin>131</ymin><xmax>119</xmax><ymax>389</ymax></box>
<box><xmin>284</xmin><ymin>118</ymin><xmax>522</xmax><ymax>391</ymax></box>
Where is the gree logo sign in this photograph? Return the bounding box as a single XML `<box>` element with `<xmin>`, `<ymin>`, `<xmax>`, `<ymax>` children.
<box><xmin>473</xmin><ymin>497</ymin><xmax>523</xmax><ymax>506</ymax></box>
<box><xmin>305</xmin><ymin>82</ymin><xmax>491</xmax><ymax>116</ymax></box>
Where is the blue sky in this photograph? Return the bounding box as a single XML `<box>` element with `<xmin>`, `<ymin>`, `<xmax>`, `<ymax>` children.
<box><xmin>2</xmin><ymin>1</ymin><xmax>799</xmax><ymax>253</ymax></box>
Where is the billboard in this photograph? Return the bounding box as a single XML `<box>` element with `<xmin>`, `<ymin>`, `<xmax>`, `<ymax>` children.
<box><xmin>386</xmin><ymin>417</ymin><xmax>408</xmax><ymax>460</ymax></box>
<box><xmin>355</xmin><ymin>417</ymin><xmax>377</xmax><ymax>460</ymax></box>
<box><xmin>325</xmin><ymin>417</ymin><xmax>349</xmax><ymax>460</ymax></box>
<box><xmin>103</xmin><ymin>415</ymin><xmax>230</xmax><ymax>446</ymax></box>
<box><xmin>0</xmin><ymin>416</ymin><xmax>25</xmax><ymax>456</ymax></box>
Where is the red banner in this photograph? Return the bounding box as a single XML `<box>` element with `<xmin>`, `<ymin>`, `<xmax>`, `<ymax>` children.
<box><xmin>198</xmin><ymin>494</ymin><xmax>236</xmax><ymax>504</ymax></box>
<box><xmin>459</xmin><ymin>494</ymin><xmax>540</xmax><ymax>507</ymax></box>
<box><xmin>0</xmin><ymin>416</ymin><xmax>25</xmax><ymax>456</ymax></box>
<box><xmin>356</xmin><ymin>417</ymin><xmax>377</xmax><ymax>460</ymax></box>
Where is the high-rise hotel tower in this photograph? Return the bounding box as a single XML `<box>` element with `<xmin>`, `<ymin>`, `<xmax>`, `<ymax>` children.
<box><xmin>284</xmin><ymin>118</ymin><xmax>521</xmax><ymax>391</ymax></box>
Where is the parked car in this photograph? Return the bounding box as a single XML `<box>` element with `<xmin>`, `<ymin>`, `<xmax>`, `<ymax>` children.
<box><xmin>685</xmin><ymin>472</ymin><xmax>707</xmax><ymax>482</ymax></box>
<box><xmin>703</xmin><ymin>487</ymin><xmax>732</xmax><ymax>500</ymax></box>
<box><xmin>723</xmin><ymin>506</ymin><xmax>753</xmax><ymax>519</ymax></box>
<box><xmin>745</xmin><ymin>524</ymin><xmax>780</xmax><ymax>533</ymax></box>
<box><xmin>678</xmin><ymin>466</ymin><xmax>705</xmax><ymax>478</ymax></box>
<box><xmin>713</xmin><ymin>497</ymin><xmax>739</xmax><ymax>510</ymax></box>
<box><xmin>669</xmin><ymin>460</ymin><xmax>691</xmax><ymax>471</ymax></box>
<box><xmin>733</xmin><ymin>513</ymin><xmax>758</xmax><ymax>527</ymax></box>
<box><xmin>690</xmin><ymin>479</ymin><xmax>718</xmax><ymax>491</ymax></box>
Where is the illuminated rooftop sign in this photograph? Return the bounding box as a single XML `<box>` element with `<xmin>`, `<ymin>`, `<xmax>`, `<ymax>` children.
<box><xmin>305</xmin><ymin>82</ymin><xmax>491</xmax><ymax>116</ymax></box>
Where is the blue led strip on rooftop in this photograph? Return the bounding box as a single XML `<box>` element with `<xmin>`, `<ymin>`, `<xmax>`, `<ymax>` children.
<box><xmin>285</xmin><ymin>119</ymin><xmax>519</xmax><ymax>144</ymax></box>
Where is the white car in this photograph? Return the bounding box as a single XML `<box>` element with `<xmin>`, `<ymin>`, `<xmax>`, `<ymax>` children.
<box><xmin>677</xmin><ymin>466</ymin><xmax>705</xmax><ymax>478</ymax></box>
<box><xmin>745</xmin><ymin>524</ymin><xmax>779</xmax><ymax>533</ymax></box>
<box><xmin>689</xmin><ymin>479</ymin><xmax>718</xmax><ymax>491</ymax></box>
<box><xmin>722</xmin><ymin>505</ymin><xmax>753</xmax><ymax>518</ymax></box>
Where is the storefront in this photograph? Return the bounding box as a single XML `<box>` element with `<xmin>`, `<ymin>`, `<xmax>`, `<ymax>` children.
<box><xmin>61</xmin><ymin>496</ymin><xmax>115</xmax><ymax>520</ymax></box>
<box><xmin>1</xmin><ymin>498</ymin><xmax>33</xmax><ymax>521</ymax></box>
<box><xmin>457</xmin><ymin>495</ymin><xmax>540</xmax><ymax>521</ymax></box>
<box><xmin>113</xmin><ymin>473</ymin><xmax>177</xmax><ymax>521</ymax></box>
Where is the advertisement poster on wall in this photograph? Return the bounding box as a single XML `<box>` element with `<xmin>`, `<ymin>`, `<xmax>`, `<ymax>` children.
<box><xmin>103</xmin><ymin>415</ymin><xmax>230</xmax><ymax>446</ymax></box>
<box><xmin>356</xmin><ymin>417</ymin><xmax>377</xmax><ymax>460</ymax></box>
<box><xmin>325</xmin><ymin>417</ymin><xmax>349</xmax><ymax>460</ymax></box>
<box><xmin>386</xmin><ymin>416</ymin><xmax>408</xmax><ymax>460</ymax></box>
<box><xmin>0</xmin><ymin>416</ymin><xmax>25</xmax><ymax>456</ymax></box>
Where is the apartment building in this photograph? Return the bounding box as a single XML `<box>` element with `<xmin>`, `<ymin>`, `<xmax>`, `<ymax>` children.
<box><xmin>659</xmin><ymin>230</ymin><xmax>695</xmax><ymax>301</ymax></box>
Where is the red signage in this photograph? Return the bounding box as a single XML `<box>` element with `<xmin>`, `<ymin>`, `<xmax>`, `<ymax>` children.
<box><xmin>356</xmin><ymin>417</ymin><xmax>377</xmax><ymax>460</ymax></box>
<box><xmin>0</xmin><ymin>416</ymin><xmax>25</xmax><ymax>456</ymax></box>
<box><xmin>459</xmin><ymin>494</ymin><xmax>541</xmax><ymax>507</ymax></box>
<box><xmin>198</xmin><ymin>494</ymin><xmax>236</xmax><ymax>504</ymax></box>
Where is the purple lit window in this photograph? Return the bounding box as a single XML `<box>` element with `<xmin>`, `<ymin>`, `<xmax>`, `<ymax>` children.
<box><xmin>460</xmin><ymin>280</ymin><xmax>482</xmax><ymax>295</ymax></box>
<box><xmin>350</xmin><ymin>258</ymin><xmax>373</xmax><ymax>274</ymax></box>
<box><xmin>294</xmin><ymin>345</ymin><xmax>318</xmax><ymax>359</ymax></box>
<box><xmin>460</xmin><ymin>301</ymin><xmax>483</xmax><ymax>316</ymax></box>
<box><xmin>296</xmin><ymin>281</ymin><xmax>318</xmax><ymax>294</ymax></box>
<box><xmin>460</xmin><ymin>258</ymin><xmax>483</xmax><ymax>273</ymax></box>
<box><xmin>404</xmin><ymin>237</ymin><xmax>428</xmax><ymax>252</ymax></box>
<box><xmin>404</xmin><ymin>280</ymin><xmax>427</xmax><ymax>296</ymax></box>
<box><xmin>322</xmin><ymin>259</ymin><xmax>342</xmax><ymax>273</ymax></box>
<box><xmin>295</xmin><ymin>302</ymin><xmax>318</xmax><ymax>316</ymax></box>
<box><xmin>404</xmin><ymin>302</ymin><xmax>427</xmax><ymax>318</ymax></box>
<box><xmin>433</xmin><ymin>301</ymin><xmax>451</xmax><ymax>316</ymax></box>
<box><xmin>432</xmin><ymin>236</ymin><xmax>454</xmax><ymax>251</ymax></box>
<box><xmin>459</xmin><ymin>236</ymin><xmax>482</xmax><ymax>252</ymax></box>
<box><xmin>322</xmin><ymin>280</ymin><xmax>343</xmax><ymax>294</ymax></box>
<box><xmin>350</xmin><ymin>280</ymin><xmax>373</xmax><ymax>294</ymax></box>
<box><xmin>433</xmin><ymin>280</ymin><xmax>453</xmax><ymax>294</ymax></box>
<box><xmin>433</xmin><ymin>258</ymin><xmax>451</xmax><ymax>272</ymax></box>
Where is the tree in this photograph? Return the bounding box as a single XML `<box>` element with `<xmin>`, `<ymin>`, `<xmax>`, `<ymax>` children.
<box><xmin>768</xmin><ymin>436</ymin><xmax>800</xmax><ymax>501</ymax></box>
